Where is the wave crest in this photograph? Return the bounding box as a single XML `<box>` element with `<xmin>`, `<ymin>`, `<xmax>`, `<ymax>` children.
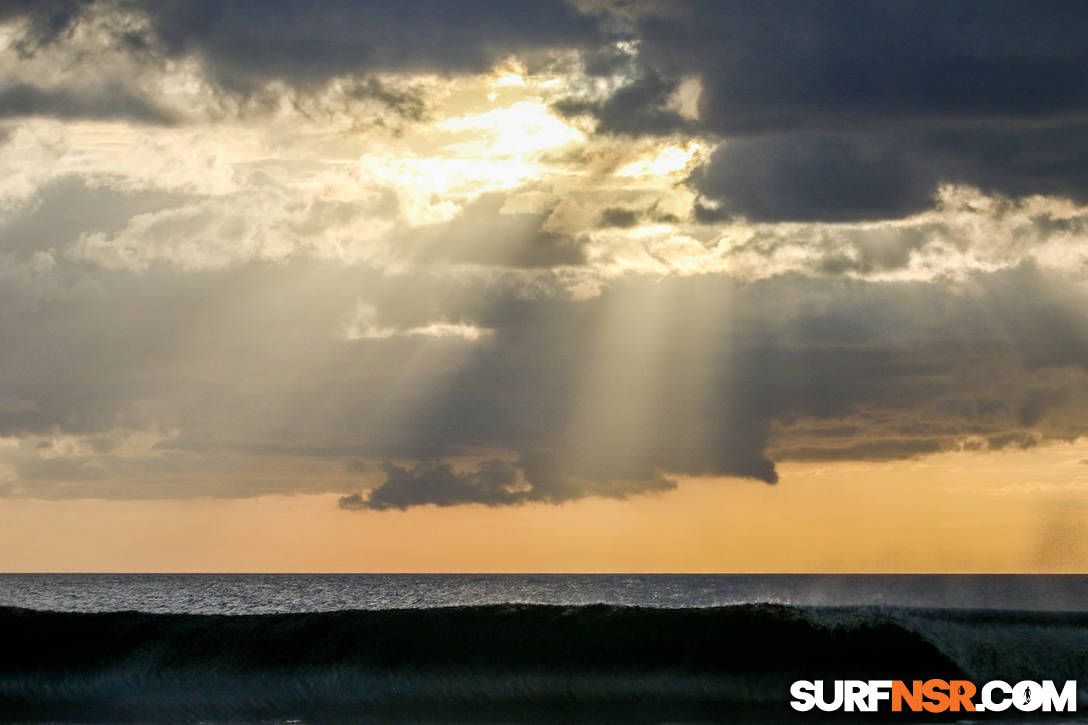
<box><xmin>1</xmin><ymin>603</ymin><xmax>1084</xmax><ymax>722</ymax></box>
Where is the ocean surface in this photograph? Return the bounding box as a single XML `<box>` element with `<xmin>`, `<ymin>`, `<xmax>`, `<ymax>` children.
<box><xmin>1</xmin><ymin>574</ymin><xmax>1086</xmax><ymax>724</ymax></box>
<box><xmin>2</xmin><ymin>573</ymin><xmax>1087</xmax><ymax>614</ymax></box>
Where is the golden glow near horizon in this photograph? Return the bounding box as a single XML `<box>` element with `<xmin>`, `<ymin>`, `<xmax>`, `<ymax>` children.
<box><xmin>1</xmin><ymin>444</ymin><xmax>1085</xmax><ymax>573</ymax></box>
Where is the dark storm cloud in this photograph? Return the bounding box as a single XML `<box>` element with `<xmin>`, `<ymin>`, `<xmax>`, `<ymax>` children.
<box><xmin>555</xmin><ymin>68</ymin><xmax>695</xmax><ymax>136</ymax></box>
<box><xmin>0</xmin><ymin>0</ymin><xmax>604</xmax><ymax>126</ymax></box>
<box><xmin>345</xmin><ymin>459</ymin><xmax>521</xmax><ymax>510</ymax></box>
<box><xmin>341</xmin><ymin>452</ymin><xmax>676</xmax><ymax>511</ymax></box>
<box><xmin>692</xmin><ymin>124</ymin><xmax>1088</xmax><ymax>223</ymax></box>
<box><xmin>569</xmin><ymin>0</ymin><xmax>1088</xmax><ymax>221</ymax></box>
<box><xmin>3</xmin><ymin>2</ymin><xmax>1088</xmax><ymax>512</ymax></box>
<box><xmin>0</xmin><ymin>0</ymin><xmax>91</xmax><ymax>55</ymax></box>
<box><xmin>346</xmin><ymin>266</ymin><xmax>1088</xmax><ymax>507</ymax></box>
<box><xmin>691</xmin><ymin>134</ymin><xmax>933</xmax><ymax>223</ymax></box>
<box><xmin>139</xmin><ymin>0</ymin><xmax>599</xmax><ymax>90</ymax></box>
<box><xmin>1</xmin><ymin>163</ymin><xmax>1087</xmax><ymax>504</ymax></box>
<box><xmin>633</xmin><ymin>1</ymin><xmax>1086</xmax><ymax>134</ymax></box>
<box><xmin>3</xmin><ymin>0</ymin><xmax>603</xmax><ymax>92</ymax></box>
<box><xmin>3</xmin><ymin>201</ymin><xmax>1088</xmax><ymax>504</ymax></box>
<box><xmin>0</xmin><ymin>83</ymin><xmax>175</xmax><ymax>123</ymax></box>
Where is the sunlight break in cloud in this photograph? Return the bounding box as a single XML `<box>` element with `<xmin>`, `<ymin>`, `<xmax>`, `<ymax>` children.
<box><xmin>0</xmin><ymin>0</ymin><xmax>1086</xmax><ymax>532</ymax></box>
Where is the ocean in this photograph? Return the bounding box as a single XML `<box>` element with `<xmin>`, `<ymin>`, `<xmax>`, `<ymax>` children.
<box><xmin>1</xmin><ymin>574</ymin><xmax>1086</xmax><ymax>723</ymax></box>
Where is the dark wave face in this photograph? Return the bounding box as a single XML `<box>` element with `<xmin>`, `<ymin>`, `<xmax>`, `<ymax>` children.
<box><xmin>1</xmin><ymin>603</ymin><xmax>1086</xmax><ymax>723</ymax></box>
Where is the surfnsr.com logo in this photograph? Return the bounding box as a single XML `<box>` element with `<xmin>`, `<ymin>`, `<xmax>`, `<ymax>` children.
<box><xmin>790</xmin><ymin>679</ymin><xmax>1078</xmax><ymax>713</ymax></box>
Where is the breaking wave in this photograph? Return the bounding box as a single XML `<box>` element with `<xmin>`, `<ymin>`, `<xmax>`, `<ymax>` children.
<box><xmin>1</xmin><ymin>603</ymin><xmax>1085</xmax><ymax>722</ymax></box>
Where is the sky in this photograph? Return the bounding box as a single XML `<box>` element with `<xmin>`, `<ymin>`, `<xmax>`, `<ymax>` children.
<box><xmin>0</xmin><ymin>0</ymin><xmax>1086</xmax><ymax>572</ymax></box>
